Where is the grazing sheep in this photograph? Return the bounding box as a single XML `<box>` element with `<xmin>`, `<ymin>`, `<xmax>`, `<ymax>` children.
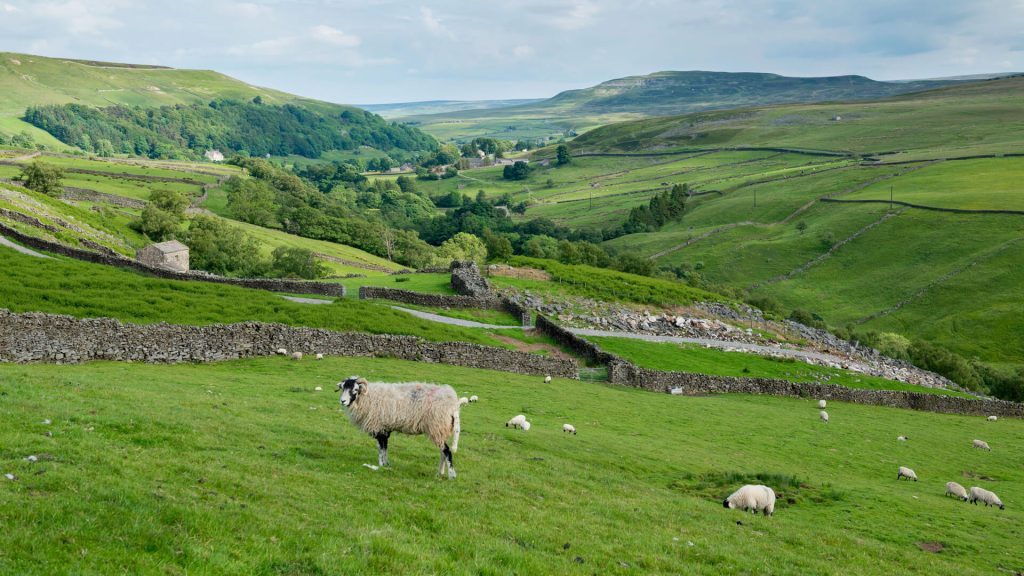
<box><xmin>820</xmin><ymin>410</ymin><xmax>829</xmax><ymax>423</ymax></box>
<box><xmin>563</xmin><ymin>423</ymin><xmax>576</xmax><ymax>435</ymax></box>
<box><xmin>972</xmin><ymin>439</ymin><xmax>991</xmax><ymax>451</ymax></box>
<box><xmin>315</xmin><ymin>353</ymin><xmax>324</xmax><ymax>360</ymax></box>
<box><xmin>897</xmin><ymin>466</ymin><xmax>918</xmax><ymax>481</ymax></box>
<box><xmin>544</xmin><ymin>375</ymin><xmax>552</xmax><ymax>383</ymax></box>
<box><xmin>469</xmin><ymin>395</ymin><xmax>478</xmax><ymax>403</ymax></box>
<box><xmin>987</xmin><ymin>415</ymin><xmax>998</xmax><ymax>422</ymax></box>
<box><xmin>969</xmin><ymin>486</ymin><xmax>1004</xmax><ymax>509</ymax></box>
<box><xmin>458</xmin><ymin>397</ymin><xmax>469</xmax><ymax>406</ymax></box>
<box><xmin>291</xmin><ymin>351</ymin><xmax>303</xmax><ymax>361</ymax></box>
<box><xmin>818</xmin><ymin>399</ymin><xmax>827</xmax><ymax>409</ymax></box>
<box><xmin>506</xmin><ymin>414</ymin><xmax>527</xmax><ymax>429</ymax></box>
<box><xmin>945</xmin><ymin>482</ymin><xmax>969</xmax><ymax>501</ymax></box>
<box><xmin>276</xmin><ymin>348</ymin><xmax>287</xmax><ymax>355</ymax></box>
<box><xmin>897</xmin><ymin>436</ymin><xmax>908</xmax><ymax>442</ymax></box>
<box><xmin>723</xmin><ymin>485</ymin><xmax>776</xmax><ymax>517</ymax></box>
<box><xmin>521</xmin><ymin>421</ymin><xmax>531</xmax><ymax>431</ymax></box>
<box><xmin>336</xmin><ymin>376</ymin><xmax>461</xmax><ymax>479</ymax></box>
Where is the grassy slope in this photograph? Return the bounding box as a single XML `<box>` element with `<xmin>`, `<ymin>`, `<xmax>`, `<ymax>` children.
<box><xmin>587</xmin><ymin>336</ymin><xmax>971</xmax><ymax>397</ymax></box>
<box><xmin>1</xmin><ymin>357</ymin><xmax>1021</xmax><ymax>574</ymax></box>
<box><xmin>0</xmin><ymin>246</ymin><xmax>503</xmax><ymax>348</ymax></box>
<box><xmin>570</xmin><ymin>77</ymin><xmax>1024</xmax><ymax>159</ymax></box>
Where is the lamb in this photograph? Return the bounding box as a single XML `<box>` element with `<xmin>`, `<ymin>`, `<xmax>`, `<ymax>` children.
<box><xmin>276</xmin><ymin>348</ymin><xmax>287</xmax><ymax>355</ymax></box>
<box><xmin>945</xmin><ymin>482</ymin><xmax>969</xmax><ymax>501</ymax></box>
<box><xmin>723</xmin><ymin>485</ymin><xmax>776</xmax><ymax>517</ymax></box>
<box><xmin>820</xmin><ymin>410</ymin><xmax>829</xmax><ymax>423</ymax></box>
<box><xmin>969</xmin><ymin>486</ymin><xmax>1004</xmax><ymax>509</ymax></box>
<box><xmin>544</xmin><ymin>375</ymin><xmax>552</xmax><ymax>383</ymax></box>
<box><xmin>563</xmin><ymin>423</ymin><xmax>576</xmax><ymax>435</ymax></box>
<box><xmin>506</xmin><ymin>414</ymin><xmax>527</xmax><ymax>429</ymax></box>
<box><xmin>291</xmin><ymin>351</ymin><xmax>303</xmax><ymax>361</ymax></box>
<box><xmin>818</xmin><ymin>399</ymin><xmax>827</xmax><ymax>409</ymax></box>
<box><xmin>987</xmin><ymin>416</ymin><xmax>998</xmax><ymax>422</ymax></box>
<box><xmin>897</xmin><ymin>436</ymin><xmax>908</xmax><ymax>442</ymax></box>
<box><xmin>972</xmin><ymin>439</ymin><xmax>991</xmax><ymax>451</ymax></box>
<box><xmin>469</xmin><ymin>395</ymin><xmax>478</xmax><ymax>403</ymax></box>
<box><xmin>336</xmin><ymin>376</ymin><xmax>461</xmax><ymax>479</ymax></box>
<box><xmin>897</xmin><ymin>466</ymin><xmax>917</xmax><ymax>481</ymax></box>
<box><xmin>458</xmin><ymin>397</ymin><xmax>469</xmax><ymax>406</ymax></box>
<box><xmin>315</xmin><ymin>353</ymin><xmax>324</xmax><ymax>361</ymax></box>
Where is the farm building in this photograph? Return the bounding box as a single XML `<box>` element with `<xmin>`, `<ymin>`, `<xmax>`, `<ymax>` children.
<box><xmin>136</xmin><ymin>240</ymin><xmax>189</xmax><ymax>272</ymax></box>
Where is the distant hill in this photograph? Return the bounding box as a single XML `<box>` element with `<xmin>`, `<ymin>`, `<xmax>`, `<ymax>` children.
<box><xmin>362</xmin><ymin>99</ymin><xmax>543</xmax><ymax>118</ymax></box>
<box><xmin>401</xmin><ymin>70</ymin><xmax>981</xmax><ymax>142</ymax></box>
<box><xmin>0</xmin><ymin>52</ymin><xmax>436</xmax><ymax>156</ymax></box>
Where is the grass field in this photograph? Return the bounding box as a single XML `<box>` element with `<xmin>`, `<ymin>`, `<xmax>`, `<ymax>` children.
<box><xmin>0</xmin><ymin>246</ymin><xmax>506</xmax><ymax>349</ymax></box>
<box><xmin>1</xmin><ymin>357</ymin><xmax>1021</xmax><ymax>574</ymax></box>
<box><xmin>587</xmin><ymin>337</ymin><xmax>971</xmax><ymax>397</ymax></box>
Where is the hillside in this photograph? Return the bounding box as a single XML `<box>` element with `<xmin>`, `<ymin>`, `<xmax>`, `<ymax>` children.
<box><xmin>399</xmin><ymin>71</ymin><xmax>967</xmax><ymax>142</ymax></box>
<box><xmin>0</xmin><ymin>52</ymin><xmax>436</xmax><ymax>157</ymax></box>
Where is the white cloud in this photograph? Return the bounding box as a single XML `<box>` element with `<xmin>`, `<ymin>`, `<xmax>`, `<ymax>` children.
<box><xmin>420</xmin><ymin>7</ymin><xmax>455</xmax><ymax>39</ymax></box>
<box><xmin>311</xmin><ymin>24</ymin><xmax>361</xmax><ymax>47</ymax></box>
<box><xmin>512</xmin><ymin>44</ymin><xmax>533</xmax><ymax>58</ymax></box>
<box><xmin>548</xmin><ymin>0</ymin><xmax>600</xmax><ymax>31</ymax></box>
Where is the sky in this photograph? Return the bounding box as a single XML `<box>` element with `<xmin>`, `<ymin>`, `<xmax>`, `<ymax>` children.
<box><xmin>1</xmin><ymin>0</ymin><xmax>1022</xmax><ymax>104</ymax></box>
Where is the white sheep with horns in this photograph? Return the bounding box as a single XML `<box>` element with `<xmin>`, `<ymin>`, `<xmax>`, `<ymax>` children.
<box><xmin>337</xmin><ymin>376</ymin><xmax>461</xmax><ymax>479</ymax></box>
<box><xmin>945</xmin><ymin>482</ymin><xmax>969</xmax><ymax>501</ymax></box>
<box><xmin>969</xmin><ymin>486</ymin><xmax>1004</xmax><ymax>509</ymax></box>
<box><xmin>972</xmin><ymin>439</ymin><xmax>991</xmax><ymax>451</ymax></box>
<box><xmin>723</xmin><ymin>485</ymin><xmax>776</xmax><ymax>516</ymax></box>
<box><xmin>897</xmin><ymin>466</ymin><xmax>917</xmax><ymax>481</ymax></box>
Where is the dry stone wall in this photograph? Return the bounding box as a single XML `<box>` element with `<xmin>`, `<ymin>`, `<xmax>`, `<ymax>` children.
<box><xmin>0</xmin><ymin>309</ymin><xmax>578</xmax><ymax>378</ymax></box>
<box><xmin>0</xmin><ymin>222</ymin><xmax>345</xmax><ymax>297</ymax></box>
<box><xmin>608</xmin><ymin>361</ymin><xmax>1023</xmax><ymax>418</ymax></box>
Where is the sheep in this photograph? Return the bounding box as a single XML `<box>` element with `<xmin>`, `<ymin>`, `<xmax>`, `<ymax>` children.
<box><xmin>987</xmin><ymin>415</ymin><xmax>998</xmax><ymax>422</ymax></box>
<box><xmin>723</xmin><ymin>485</ymin><xmax>776</xmax><ymax>517</ymax></box>
<box><xmin>897</xmin><ymin>436</ymin><xmax>908</xmax><ymax>442</ymax></box>
<box><xmin>336</xmin><ymin>376</ymin><xmax>461</xmax><ymax>479</ymax></box>
<box><xmin>276</xmin><ymin>348</ymin><xmax>287</xmax><ymax>355</ymax></box>
<box><xmin>315</xmin><ymin>353</ymin><xmax>324</xmax><ymax>360</ymax></box>
<box><xmin>818</xmin><ymin>399</ymin><xmax>827</xmax><ymax>409</ymax></box>
<box><xmin>291</xmin><ymin>351</ymin><xmax>303</xmax><ymax>361</ymax></box>
<box><xmin>544</xmin><ymin>375</ymin><xmax>552</xmax><ymax>383</ymax></box>
<box><xmin>969</xmin><ymin>486</ymin><xmax>1004</xmax><ymax>509</ymax></box>
<box><xmin>972</xmin><ymin>439</ymin><xmax>991</xmax><ymax>451</ymax></box>
<box><xmin>945</xmin><ymin>482</ymin><xmax>969</xmax><ymax>501</ymax></box>
<box><xmin>563</xmin><ymin>423</ymin><xmax>576</xmax><ymax>435</ymax></box>
<box><xmin>469</xmin><ymin>395</ymin><xmax>478</xmax><ymax>403</ymax></box>
<box><xmin>521</xmin><ymin>420</ymin><xmax>531</xmax><ymax>431</ymax></box>
<box><xmin>820</xmin><ymin>410</ymin><xmax>829</xmax><ymax>423</ymax></box>
<box><xmin>506</xmin><ymin>414</ymin><xmax>527</xmax><ymax>429</ymax></box>
<box><xmin>897</xmin><ymin>466</ymin><xmax>917</xmax><ymax>481</ymax></box>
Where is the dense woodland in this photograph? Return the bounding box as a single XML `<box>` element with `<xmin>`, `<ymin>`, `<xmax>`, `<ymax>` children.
<box><xmin>23</xmin><ymin>99</ymin><xmax>437</xmax><ymax>159</ymax></box>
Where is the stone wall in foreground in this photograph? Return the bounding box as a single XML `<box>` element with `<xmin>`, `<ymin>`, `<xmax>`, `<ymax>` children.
<box><xmin>0</xmin><ymin>309</ymin><xmax>577</xmax><ymax>378</ymax></box>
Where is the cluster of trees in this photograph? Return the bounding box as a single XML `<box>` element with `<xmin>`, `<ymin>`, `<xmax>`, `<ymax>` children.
<box><xmin>0</xmin><ymin>131</ymin><xmax>39</xmax><ymax>149</ymax></box>
<box><xmin>17</xmin><ymin>161</ymin><xmax>64</xmax><ymax>197</ymax></box>
<box><xmin>23</xmin><ymin>99</ymin><xmax>437</xmax><ymax>160</ymax></box>
<box><xmin>619</xmin><ymin>184</ymin><xmax>688</xmax><ymax>234</ymax></box>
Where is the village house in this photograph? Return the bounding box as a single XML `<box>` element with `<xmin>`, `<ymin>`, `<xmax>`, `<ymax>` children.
<box><xmin>136</xmin><ymin>240</ymin><xmax>189</xmax><ymax>273</ymax></box>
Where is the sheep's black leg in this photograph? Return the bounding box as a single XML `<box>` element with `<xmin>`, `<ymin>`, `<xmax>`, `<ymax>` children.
<box><xmin>375</xmin><ymin>433</ymin><xmax>390</xmax><ymax>467</ymax></box>
<box><xmin>443</xmin><ymin>442</ymin><xmax>455</xmax><ymax>479</ymax></box>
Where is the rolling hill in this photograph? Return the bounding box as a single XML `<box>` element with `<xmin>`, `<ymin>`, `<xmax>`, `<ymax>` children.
<box><xmin>398</xmin><ymin>70</ymin><xmax>977</xmax><ymax>142</ymax></box>
<box><xmin>0</xmin><ymin>52</ymin><xmax>436</xmax><ymax>157</ymax></box>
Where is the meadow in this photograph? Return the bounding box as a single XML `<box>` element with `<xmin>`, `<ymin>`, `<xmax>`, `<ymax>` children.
<box><xmin>1</xmin><ymin>357</ymin><xmax>1021</xmax><ymax>574</ymax></box>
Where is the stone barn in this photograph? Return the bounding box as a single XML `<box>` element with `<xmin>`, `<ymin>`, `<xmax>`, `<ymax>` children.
<box><xmin>136</xmin><ymin>240</ymin><xmax>189</xmax><ymax>272</ymax></box>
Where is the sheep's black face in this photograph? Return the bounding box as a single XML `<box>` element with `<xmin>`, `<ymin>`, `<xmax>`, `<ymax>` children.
<box><xmin>338</xmin><ymin>376</ymin><xmax>363</xmax><ymax>407</ymax></box>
